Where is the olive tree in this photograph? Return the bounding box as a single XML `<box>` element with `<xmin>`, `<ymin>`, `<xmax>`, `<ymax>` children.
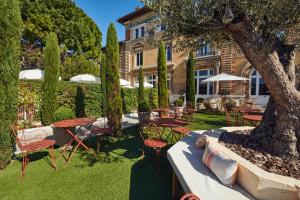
<box><xmin>144</xmin><ymin>0</ymin><xmax>300</xmax><ymax>158</ymax></box>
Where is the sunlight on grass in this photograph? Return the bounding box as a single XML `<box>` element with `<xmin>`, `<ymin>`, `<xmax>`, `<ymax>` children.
<box><xmin>0</xmin><ymin>113</ymin><xmax>226</xmax><ymax>200</ymax></box>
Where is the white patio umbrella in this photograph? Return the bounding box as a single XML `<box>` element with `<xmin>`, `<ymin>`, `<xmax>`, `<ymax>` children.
<box><xmin>19</xmin><ymin>69</ymin><xmax>44</xmax><ymax>80</ymax></box>
<box><xmin>70</xmin><ymin>74</ymin><xmax>100</xmax><ymax>83</ymax></box>
<box><xmin>134</xmin><ymin>82</ymin><xmax>154</xmax><ymax>88</ymax></box>
<box><xmin>120</xmin><ymin>79</ymin><xmax>130</xmax><ymax>86</ymax></box>
<box><xmin>122</xmin><ymin>85</ymin><xmax>133</xmax><ymax>89</ymax></box>
<box><xmin>202</xmin><ymin>73</ymin><xmax>248</xmax><ymax>83</ymax></box>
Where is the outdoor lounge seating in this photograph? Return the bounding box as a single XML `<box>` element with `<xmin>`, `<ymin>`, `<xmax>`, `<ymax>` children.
<box><xmin>168</xmin><ymin>130</ymin><xmax>255</xmax><ymax>200</ymax></box>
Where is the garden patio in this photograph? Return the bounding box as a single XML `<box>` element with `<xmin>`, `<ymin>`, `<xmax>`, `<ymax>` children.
<box><xmin>0</xmin><ymin>113</ymin><xmax>227</xmax><ymax>200</ymax></box>
<box><xmin>0</xmin><ymin>1</ymin><xmax>299</xmax><ymax>200</ymax></box>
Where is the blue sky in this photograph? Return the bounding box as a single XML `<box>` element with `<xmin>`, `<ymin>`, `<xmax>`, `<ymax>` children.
<box><xmin>74</xmin><ymin>0</ymin><xmax>143</xmax><ymax>46</ymax></box>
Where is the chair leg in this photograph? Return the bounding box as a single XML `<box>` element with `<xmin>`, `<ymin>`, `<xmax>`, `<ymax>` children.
<box><xmin>20</xmin><ymin>154</ymin><xmax>28</xmax><ymax>178</ymax></box>
<box><xmin>49</xmin><ymin>145</ymin><xmax>57</xmax><ymax>170</ymax></box>
<box><xmin>96</xmin><ymin>137</ymin><xmax>101</xmax><ymax>154</ymax></box>
<box><xmin>156</xmin><ymin>149</ymin><xmax>161</xmax><ymax>173</ymax></box>
<box><xmin>64</xmin><ymin>142</ymin><xmax>80</xmax><ymax>167</ymax></box>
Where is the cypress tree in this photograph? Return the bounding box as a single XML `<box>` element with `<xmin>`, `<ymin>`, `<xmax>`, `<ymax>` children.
<box><xmin>101</xmin><ymin>53</ymin><xmax>107</xmax><ymax>119</ymax></box>
<box><xmin>138</xmin><ymin>67</ymin><xmax>145</xmax><ymax>104</ymax></box>
<box><xmin>41</xmin><ymin>32</ymin><xmax>60</xmax><ymax>125</ymax></box>
<box><xmin>0</xmin><ymin>0</ymin><xmax>22</xmax><ymax>169</ymax></box>
<box><xmin>106</xmin><ymin>23</ymin><xmax>122</xmax><ymax>135</ymax></box>
<box><xmin>186</xmin><ymin>52</ymin><xmax>196</xmax><ymax>107</ymax></box>
<box><xmin>157</xmin><ymin>41</ymin><xmax>168</xmax><ymax>108</ymax></box>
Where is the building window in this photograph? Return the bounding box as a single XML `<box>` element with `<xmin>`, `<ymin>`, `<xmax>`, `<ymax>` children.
<box><xmin>141</xmin><ymin>27</ymin><xmax>145</xmax><ymax>37</ymax></box>
<box><xmin>250</xmin><ymin>70</ymin><xmax>270</xmax><ymax>96</ymax></box>
<box><xmin>147</xmin><ymin>74</ymin><xmax>157</xmax><ymax>87</ymax></box>
<box><xmin>195</xmin><ymin>69</ymin><xmax>214</xmax><ymax>95</ymax></box>
<box><xmin>196</xmin><ymin>43</ymin><xmax>212</xmax><ymax>57</ymax></box>
<box><xmin>167</xmin><ymin>73</ymin><xmax>171</xmax><ymax>90</ymax></box>
<box><xmin>133</xmin><ymin>26</ymin><xmax>145</xmax><ymax>39</ymax></box>
<box><xmin>156</xmin><ymin>24</ymin><xmax>166</xmax><ymax>32</ymax></box>
<box><xmin>136</xmin><ymin>52</ymin><xmax>143</xmax><ymax>67</ymax></box>
<box><xmin>135</xmin><ymin>29</ymin><xmax>139</xmax><ymax>39</ymax></box>
<box><xmin>166</xmin><ymin>46</ymin><xmax>172</xmax><ymax>62</ymax></box>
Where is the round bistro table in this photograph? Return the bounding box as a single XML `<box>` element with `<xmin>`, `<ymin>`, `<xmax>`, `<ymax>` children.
<box><xmin>52</xmin><ymin>118</ymin><xmax>96</xmax><ymax>166</ymax></box>
<box><xmin>242</xmin><ymin>114</ymin><xmax>263</xmax><ymax>126</ymax></box>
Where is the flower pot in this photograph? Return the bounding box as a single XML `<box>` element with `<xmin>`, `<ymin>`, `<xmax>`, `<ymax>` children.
<box><xmin>174</xmin><ymin>106</ymin><xmax>184</xmax><ymax>118</ymax></box>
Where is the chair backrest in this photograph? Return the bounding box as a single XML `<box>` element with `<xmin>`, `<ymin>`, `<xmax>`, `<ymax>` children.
<box><xmin>11</xmin><ymin>121</ymin><xmax>24</xmax><ymax>148</ymax></box>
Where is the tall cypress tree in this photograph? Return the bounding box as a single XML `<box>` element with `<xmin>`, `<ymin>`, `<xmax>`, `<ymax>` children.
<box><xmin>186</xmin><ymin>52</ymin><xmax>196</xmax><ymax>107</ymax></box>
<box><xmin>138</xmin><ymin>67</ymin><xmax>145</xmax><ymax>104</ymax></box>
<box><xmin>106</xmin><ymin>23</ymin><xmax>122</xmax><ymax>135</ymax></box>
<box><xmin>0</xmin><ymin>0</ymin><xmax>22</xmax><ymax>169</ymax></box>
<box><xmin>157</xmin><ymin>41</ymin><xmax>168</xmax><ymax>108</ymax></box>
<box><xmin>101</xmin><ymin>53</ymin><xmax>107</xmax><ymax>119</ymax></box>
<box><xmin>41</xmin><ymin>32</ymin><xmax>60</xmax><ymax>125</ymax></box>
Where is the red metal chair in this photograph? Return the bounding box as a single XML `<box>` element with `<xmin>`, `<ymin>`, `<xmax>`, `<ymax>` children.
<box><xmin>180</xmin><ymin>193</ymin><xmax>201</xmax><ymax>200</ymax></box>
<box><xmin>90</xmin><ymin>126</ymin><xmax>113</xmax><ymax>154</ymax></box>
<box><xmin>11</xmin><ymin>122</ymin><xmax>56</xmax><ymax>178</ymax></box>
<box><xmin>139</xmin><ymin>121</ymin><xmax>167</xmax><ymax>171</ymax></box>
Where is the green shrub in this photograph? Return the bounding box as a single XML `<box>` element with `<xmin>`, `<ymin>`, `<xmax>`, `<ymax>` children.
<box><xmin>157</xmin><ymin>41</ymin><xmax>168</xmax><ymax>108</ymax></box>
<box><xmin>122</xmin><ymin>88</ymin><xmax>138</xmax><ymax>114</ymax></box>
<box><xmin>174</xmin><ymin>98</ymin><xmax>184</xmax><ymax>107</ymax></box>
<box><xmin>138</xmin><ymin>101</ymin><xmax>151</xmax><ymax>112</ymax></box>
<box><xmin>19</xmin><ymin>81</ymin><xmax>157</xmax><ymax>118</ymax></box>
<box><xmin>138</xmin><ymin>67</ymin><xmax>145</xmax><ymax>104</ymax></box>
<box><xmin>53</xmin><ymin>107</ymin><xmax>76</xmax><ymax>122</ymax></box>
<box><xmin>186</xmin><ymin>52</ymin><xmax>195</xmax><ymax>107</ymax></box>
<box><xmin>41</xmin><ymin>32</ymin><xmax>60</xmax><ymax>125</ymax></box>
<box><xmin>101</xmin><ymin>53</ymin><xmax>107</xmax><ymax>118</ymax></box>
<box><xmin>148</xmin><ymin>88</ymin><xmax>158</xmax><ymax>109</ymax></box>
<box><xmin>106</xmin><ymin>23</ymin><xmax>122</xmax><ymax>135</ymax></box>
<box><xmin>62</xmin><ymin>55</ymin><xmax>100</xmax><ymax>81</ymax></box>
<box><xmin>0</xmin><ymin>0</ymin><xmax>23</xmax><ymax>169</ymax></box>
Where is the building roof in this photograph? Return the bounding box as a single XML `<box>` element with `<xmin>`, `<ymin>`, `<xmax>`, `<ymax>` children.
<box><xmin>117</xmin><ymin>7</ymin><xmax>152</xmax><ymax>25</ymax></box>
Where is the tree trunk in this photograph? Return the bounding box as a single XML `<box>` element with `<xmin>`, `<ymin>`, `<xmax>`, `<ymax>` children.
<box><xmin>226</xmin><ymin>20</ymin><xmax>300</xmax><ymax>158</ymax></box>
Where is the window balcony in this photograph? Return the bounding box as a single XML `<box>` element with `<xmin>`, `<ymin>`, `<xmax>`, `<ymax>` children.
<box><xmin>196</xmin><ymin>50</ymin><xmax>220</xmax><ymax>58</ymax></box>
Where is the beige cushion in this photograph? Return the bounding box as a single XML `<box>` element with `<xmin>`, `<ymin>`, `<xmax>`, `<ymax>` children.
<box><xmin>202</xmin><ymin>141</ymin><xmax>238</xmax><ymax>187</ymax></box>
<box><xmin>195</xmin><ymin>135</ymin><xmax>208</xmax><ymax>149</ymax></box>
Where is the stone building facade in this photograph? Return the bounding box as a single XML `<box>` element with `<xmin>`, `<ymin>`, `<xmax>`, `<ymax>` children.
<box><xmin>116</xmin><ymin>7</ymin><xmax>300</xmax><ymax>107</ymax></box>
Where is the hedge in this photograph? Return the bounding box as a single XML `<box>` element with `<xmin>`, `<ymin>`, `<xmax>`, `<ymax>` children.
<box><xmin>19</xmin><ymin>80</ymin><xmax>157</xmax><ymax>120</ymax></box>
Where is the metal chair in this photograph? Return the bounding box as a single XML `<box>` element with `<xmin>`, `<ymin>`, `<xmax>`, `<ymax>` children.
<box><xmin>180</xmin><ymin>193</ymin><xmax>201</xmax><ymax>200</ymax></box>
<box><xmin>139</xmin><ymin>120</ymin><xmax>167</xmax><ymax>171</ymax></box>
<box><xmin>11</xmin><ymin>122</ymin><xmax>56</xmax><ymax>178</ymax></box>
<box><xmin>90</xmin><ymin>126</ymin><xmax>113</xmax><ymax>154</ymax></box>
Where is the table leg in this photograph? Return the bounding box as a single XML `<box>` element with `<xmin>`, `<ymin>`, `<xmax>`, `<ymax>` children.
<box><xmin>172</xmin><ymin>172</ymin><xmax>179</xmax><ymax>199</ymax></box>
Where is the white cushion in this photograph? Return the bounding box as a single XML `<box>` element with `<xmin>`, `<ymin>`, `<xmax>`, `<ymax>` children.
<box><xmin>202</xmin><ymin>140</ymin><xmax>238</xmax><ymax>187</ymax></box>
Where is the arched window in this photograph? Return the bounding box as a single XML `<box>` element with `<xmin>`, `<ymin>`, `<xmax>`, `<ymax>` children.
<box><xmin>250</xmin><ymin>70</ymin><xmax>270</xmax><ymax>96</ymax></box>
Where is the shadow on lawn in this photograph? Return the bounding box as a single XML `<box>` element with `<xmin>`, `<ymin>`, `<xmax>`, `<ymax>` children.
<box><xmin>76</xmin><ymin>126</ymin><xmax>173</xmax><ymax>199</ymax></box>
<box><xmin>76</xmin><ymin>126</ymin><xmax>145</xmax><ymax>166</ymax></box>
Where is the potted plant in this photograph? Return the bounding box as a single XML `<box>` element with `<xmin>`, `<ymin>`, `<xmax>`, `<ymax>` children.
<box><xmin>174</xmin><ymin>98</ymin><xmax>184</xmax><ymax>117</ymax></box>
<box><xmin>138</xmin><ymin>101</ymin><xmax>151</xmax><ymax>124</ymax></box>
<box><xmin>196</xmin><ymin>97</ymin><xmax>204</xmax><ymax>111</ymax></box>
<box><xmin>223</xmin><ymin>98</ymin><xmax>237</xmax><ymax>112</ymax></box>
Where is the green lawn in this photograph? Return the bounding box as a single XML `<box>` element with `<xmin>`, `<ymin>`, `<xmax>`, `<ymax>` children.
<box><xmin>0</xmin><ymin>113</ymin><xmax>226</xmax><ymax>200</ymax></box>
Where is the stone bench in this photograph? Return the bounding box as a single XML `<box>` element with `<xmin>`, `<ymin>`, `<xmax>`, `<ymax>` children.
<box><xmin>167</xmin><ymin>130</ymin><xmax>255</xmax><ymax>200</ymax></box>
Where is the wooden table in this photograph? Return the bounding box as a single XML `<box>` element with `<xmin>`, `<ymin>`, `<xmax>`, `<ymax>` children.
<box><xmin>242</xmin><ymin>114</ymin><xmax>263</xmax><ymax>126</ymax></box>
<box><xmin>52</xmin><ymin>118</ymin><xmax>96</xmax><ymax>166</ymax></box>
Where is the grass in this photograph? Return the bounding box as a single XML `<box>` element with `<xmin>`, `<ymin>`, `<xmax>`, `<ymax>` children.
<box><xmin>0</xmin><ymin>113</ymin><xmax>226</xmax><ymax>200</ymax></box>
